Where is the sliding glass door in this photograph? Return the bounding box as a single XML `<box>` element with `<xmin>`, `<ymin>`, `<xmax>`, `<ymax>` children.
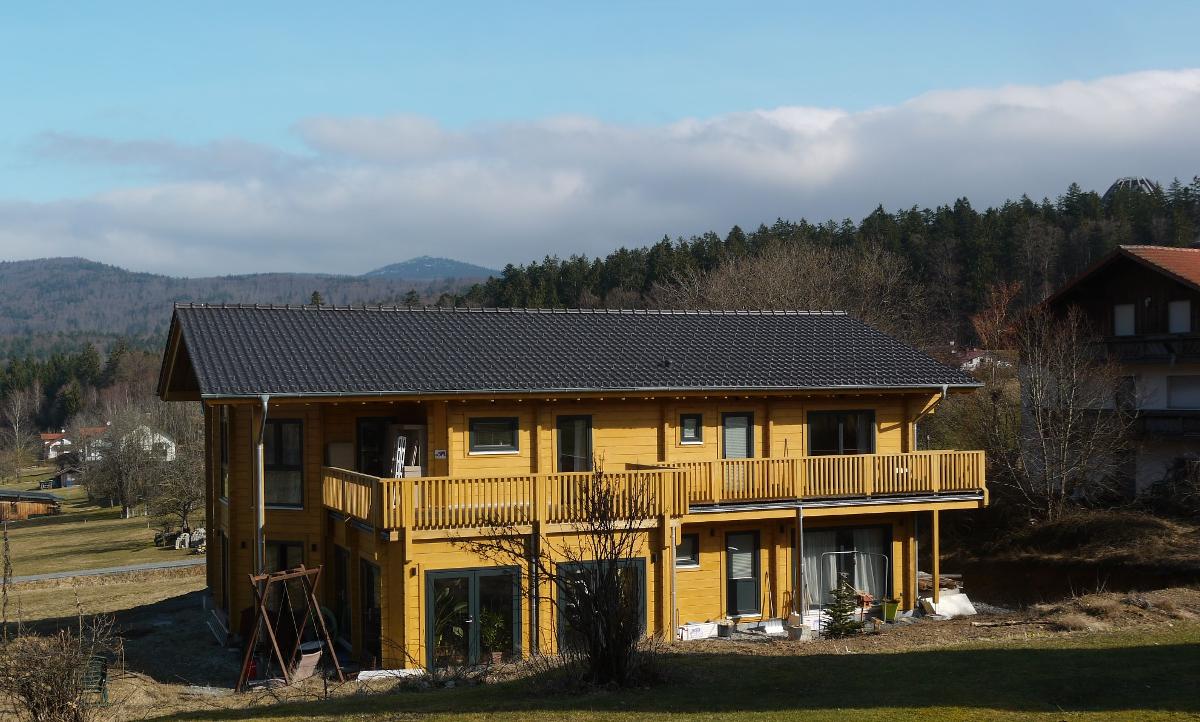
<box><xmin>801</xmin><ymin>526</ymin><xmax>889</xmax><ymax>610</ymax></box>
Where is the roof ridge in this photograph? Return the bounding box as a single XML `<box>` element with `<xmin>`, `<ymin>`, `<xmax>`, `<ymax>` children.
<box><xmin>1120</xmin><ymin>244</ymin><xmax>1200</xmax><ymax>251</ymax></box>
<box><xmin>173</xmin><ymin>303</ymin><xmax>850</xmax><ymax>315</ymax></box>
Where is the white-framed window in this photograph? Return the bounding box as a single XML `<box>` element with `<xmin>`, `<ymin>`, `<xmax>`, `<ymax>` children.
<box><xmin>1169</xmin><ymin>300</ymin><xmax>1192</xmax><ymax>334</ymax></box>
<box><xmin>468</xmin><ymin>417</ymin><xmax>519</xmax><ymax>454</ymax></box>
<box><xmin>1113</xmin><ymin>304</ymin><xmax>1136</xmax><ymax>336</ymax></box>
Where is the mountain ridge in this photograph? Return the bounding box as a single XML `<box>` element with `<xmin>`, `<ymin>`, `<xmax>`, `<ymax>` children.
<box><xmin>0</xmin><ymin>256</ymin><xmax>492</xmax><ymax>358</ymax></box>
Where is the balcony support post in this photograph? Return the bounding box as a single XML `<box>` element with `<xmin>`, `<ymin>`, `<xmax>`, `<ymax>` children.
<box><xmin>931</xmin><ymin>509</ymin><xmax>941</xmax><ymax>605</ymax></box>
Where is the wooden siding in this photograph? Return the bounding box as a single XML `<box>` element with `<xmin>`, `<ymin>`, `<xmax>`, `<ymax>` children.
<box><xmin>204</xmin><ymin>391</ymin><xmax>980</xmax><ymax>669</ymax></box>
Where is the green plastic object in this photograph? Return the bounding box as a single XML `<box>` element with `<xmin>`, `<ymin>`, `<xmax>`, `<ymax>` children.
<box><xmin>882</xmin><ymin>599</ymin><xmax>900</xmax><ymax>622</ymax></box>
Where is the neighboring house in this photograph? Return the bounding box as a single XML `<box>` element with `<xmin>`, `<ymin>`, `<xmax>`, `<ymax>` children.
<box><xmin>157</xmin><ymin>304</ymin><xmax>986</xmax><ymax>670</ymax></box>
<box><xmin>1045</xmin><ymin>244</ymin><xmax>1200</xmax><ymax>493</ymax></box>
<box><xmin>0</xmin><ymin>488</ymin><xmax>61</xmax><ymax>521</ymax></box>
<box><xmin>79</xmin><ymin>424</ymin><xmax>176</xmax><ymax>463</ymax></box>
<box><xmin>40</xmin><ymin>431</ymin><xmax>71</xmax><ymax>460</ymax></box>
<box><xmin>957</xmin><ymin>349</ymin><xmax>1013</xmax><ymax>374</ymax></box>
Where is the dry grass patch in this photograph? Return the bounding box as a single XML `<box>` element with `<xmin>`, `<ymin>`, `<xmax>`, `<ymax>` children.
<box><xmin>9</xmin><ymin>566</ymin><xmax>206</xmax><ymax>622</ymax></box>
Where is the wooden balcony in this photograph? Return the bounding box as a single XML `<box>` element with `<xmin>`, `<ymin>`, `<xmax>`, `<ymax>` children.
<box><xmin>323</xmin><ymin>467</ymin><xmax>689</xmax><ymax>536</ymax></box>
<box><xmin>322</xmin><ymin>450</ymin><xmax>986</xmax><ymax>535</ymax></box>
<box><xmin>651</xmin><ymin>450</ymin><xmax>985</xmax><ymax>506</ymax></box>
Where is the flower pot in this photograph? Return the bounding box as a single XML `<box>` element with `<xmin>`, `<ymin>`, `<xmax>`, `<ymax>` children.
<box><xmin>882</xmin><ymin>599</ymin><xmax>900</xmax><ymax>622</ymax></box>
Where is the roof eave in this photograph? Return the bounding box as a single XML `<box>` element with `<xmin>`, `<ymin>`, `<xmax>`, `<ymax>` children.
<box><xmin>196</xmin><ymin>382</ymin><xmax>981</xmax><ymax>401</ymax></box>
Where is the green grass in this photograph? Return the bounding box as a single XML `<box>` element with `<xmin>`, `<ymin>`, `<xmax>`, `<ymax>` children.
<box><xmin>148</xmin><ymin>623</ymin><xmax>1200</xmax><ymax>722</ymax></box>
<box><xmin>3</xmin><ymin>483</ymin><xmax>196</xmax><ymax>577</ymax></box>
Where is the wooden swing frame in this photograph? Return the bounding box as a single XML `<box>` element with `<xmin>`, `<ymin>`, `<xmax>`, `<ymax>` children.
<box><xmin>235</xmin><ymin>564</ymin><xmax>345</xmax><ymax>693</ymax></box>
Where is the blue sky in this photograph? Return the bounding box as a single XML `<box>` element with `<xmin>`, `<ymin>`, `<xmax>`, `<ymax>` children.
<box><xmin>2</xmin><ymin>2</ymin><xmax>1199</xmax><ymax>274</ymax></box>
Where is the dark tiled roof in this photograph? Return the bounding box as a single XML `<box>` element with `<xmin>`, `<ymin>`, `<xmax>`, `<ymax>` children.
<box><xmin>166</xmin><ymin>305</ymin><xmax>979</xmax><ymax>397</ymax></box>
<box><xmin>0</xmin><ymin>489</ymin><xmax>60</xmax><ymax>503</ymax></box>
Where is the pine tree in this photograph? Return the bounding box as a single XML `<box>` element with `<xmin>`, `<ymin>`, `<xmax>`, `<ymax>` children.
<box><xmin>822</xmin><ymin>572</ymin><xmax>864</xmax><ymax>639</ymax></box>
<box><xmin>310</xmin><ymin>291</ymin><xmax>324</xmax><ymax>306</ymax></box>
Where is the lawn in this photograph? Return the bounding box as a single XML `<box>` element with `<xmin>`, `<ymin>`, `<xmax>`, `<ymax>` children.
<box><xmin>136</xmin><ymin>621</ymin><xmax>1200</xmax><ymax>722</ymax></box>
<box><xmin>2</xmin><ymin>482</ymin><xmax>196</xmax><ymax>577</ymax></box>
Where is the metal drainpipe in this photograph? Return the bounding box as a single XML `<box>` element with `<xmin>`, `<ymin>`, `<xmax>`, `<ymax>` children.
<box><xmin>254</xmin><ymin>395</ymin><xmax>270</xmax><ymax>575</ymax></box>
<box><xmin>670</xmin><ymin>523</ymin><xmax>678</xmax><ymax>636</ymax></box>
<box><xmin>794</xmin><ymin>506</ymin><xmax>804</xmax><ymax>618</ymax></box>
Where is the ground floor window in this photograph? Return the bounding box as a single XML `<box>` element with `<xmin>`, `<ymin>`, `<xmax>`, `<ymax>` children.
<box><xmin>556</xmin><ymin>559</ymin><xmax>646</xmax><ymax>653</ymax></box>
<box><xmin>802</xmin><ymin>526</ymin><xmax>890</xmax><ymax>610</ymax></box>
<box><xmin>265</xmin><ymin>540</ymin><xmax>303</xmax><ymax>573</ymax></box>
<box><xmin>426</xmin><ymin>567</ymin><xmax>520</xmax><ymax>669</ymax></box>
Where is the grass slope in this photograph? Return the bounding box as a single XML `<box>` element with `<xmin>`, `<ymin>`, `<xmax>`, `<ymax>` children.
<box><xmin>147</xmin><ymin>623</ymin><xmax>1200</xmax><ymax>721</ymax></box>
<box><xmin>3</xmin><ymin>484</ymin><xmax>194</xmax><ymax>577</ymax></box>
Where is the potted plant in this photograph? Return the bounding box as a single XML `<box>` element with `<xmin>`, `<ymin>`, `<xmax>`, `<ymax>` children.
<box><xmin>478</xmin><ymin>608</ymin><xmax>509</xmax><ymax>665</ymax></box>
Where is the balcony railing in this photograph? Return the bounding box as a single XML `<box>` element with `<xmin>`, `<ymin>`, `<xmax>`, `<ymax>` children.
<box><xmin>324</xmin><ymin>467</ymin><xmax>689</xmax><ymax>533</ymax></box>
<box><xmin>651</xmin><ymin>450</ymin><xmax>985</xmax><ymax>505</ymax></box>
<box><xmin>322</xmin><ymin>450</ymin><xmax>985</xmax><ymax>534</ymax></box>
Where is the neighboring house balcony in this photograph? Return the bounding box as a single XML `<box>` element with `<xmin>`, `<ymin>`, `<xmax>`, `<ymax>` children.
<box><xmin>322</xmin><ymin>449</ymin><xmax>986</xmax><ymax>537</ymax></box>
<box><xmin>1103</xmin><ymin>334</ymin><xmax>1200</xmax><ymax>364</ymax></box>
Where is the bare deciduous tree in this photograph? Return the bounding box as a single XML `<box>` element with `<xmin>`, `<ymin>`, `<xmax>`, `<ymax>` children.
<box><xmin>1</xmin><ymin>382</ymin><xmax>42</xmax><ymax>480</ymax></box>
<box><xmin>651</xmin><ymin>242</ymin><xmax>933</xmax><ymax>344</ymax></box>
<box><xmin>457</xmin><ymin>460</ymin><xmax>659</xmax><ymax>687</ymax></box>
<box><xmin>933</xmin><ymin>303</ymin><xmax>1134</xmax><ymax>521</ymax></box>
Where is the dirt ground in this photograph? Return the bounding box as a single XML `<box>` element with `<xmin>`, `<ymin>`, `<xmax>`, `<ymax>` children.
<box><xmin>77</xmin><ymin>585</ymin><xmax>1200</xmax><ymax>721</ymax></box>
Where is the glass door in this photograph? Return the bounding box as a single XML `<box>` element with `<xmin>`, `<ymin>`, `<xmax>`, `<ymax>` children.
<box><xmin>427</xmin><ymin>568</ymin><xmax>520</xmax><ymax>669</ymax></box>
<box><xmin>360</xmin><ymin>560</ymin><xmax>382</xmax><ymax>667</ymax></box>
<box><xmin>357</xmin><ymin>418</ymin><xmax>391</xmax><ymax>477</ymax></box>
<box><xmin>722</xmin><ymin>413</ymin><xmax>754</xmax><ymax>492</ymax></box>
<box><xmin>726</xmin><ymin>532</ymin><xmax>760</xmax><ymax>616</ymax></box>
<box><xmin>430</xmin><ymin>574</ymin><xmax>471</xmax><ymax>668</ymax></box>
<box><xmin>556</xmin><ymin>415</ymin><xmax>593</xmax><ymax>472</ymax></box>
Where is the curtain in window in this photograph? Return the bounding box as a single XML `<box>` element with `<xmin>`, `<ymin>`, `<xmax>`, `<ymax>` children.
<box><xmin>852</xmin><ymin>528</ymin><xmax>886</xmax><ymax>600</ymax></box>
<box><xmin>801</xmin><ymin>530</ymin><xmax>839</xmax><ymax>610</ymax></box>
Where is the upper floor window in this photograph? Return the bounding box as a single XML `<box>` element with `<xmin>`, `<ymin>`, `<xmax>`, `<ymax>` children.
<box><xmin>679</xmin><ymin>414</ymin><xmax>703</xmax><ymax>445</ymax></box>
<box><xmin>468</xmin><ymin>417</ymin><xmax>519</xmax><ymax>453</ymax></box>
<box><xmin>1169</xmin><ymin>300</ymin><xmax>1192</xmax><ymax>334</ymax></box>
<box><xmin>264</xmin><ymin>419</ymin><xmax>303</xmax><ymax>507</ymax></box>
<box><xmin>808</xmin><ymin>411</ymin><xmax>876</xmax><ymax>456</ymax></box>
<box><xmin>219</xmin><ymin>406</ymin><xmax>231</xmax><ymax>500</ymax></box>
<box><xmin>1113</xmin><ymin>303</ymin><xmax>1136</xmax><ymax>336</ymax></box>
<box><xmin>1168</xmin><ymin>376</ymin><xmax>1200</xmax><ymax>410</ymax></box>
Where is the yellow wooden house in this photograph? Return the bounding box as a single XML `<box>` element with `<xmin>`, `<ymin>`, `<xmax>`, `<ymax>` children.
<box><xmin>157</xmin><ymin>305</ymin><xmax>986</xmax><ymax>669</ymax></box>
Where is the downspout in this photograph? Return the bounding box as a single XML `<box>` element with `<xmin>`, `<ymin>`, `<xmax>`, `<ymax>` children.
<box><xmin>254</xmin><ymin>395</ymin><xmax>270</xmax><ymax>575</ymax></box>
<box><xmin>670</xmin><ymin>524</ymin><xmax>678</xmax><ymax>636</ymax></box>
<box><xmin>794</xmin><ymin>505</ymin><xmax>804</xmax><ymax>618</ymax></box>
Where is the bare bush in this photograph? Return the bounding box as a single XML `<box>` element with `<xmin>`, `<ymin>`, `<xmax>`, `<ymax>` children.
<box><xmin>457</xmin><ymin>460</ymin><xmax>660</xmax><ymax>688</ymax></box>
<box><xmin>0</xmin><ymin>527</ymin><xmax>120</xmax><ymax>722</ymax></box>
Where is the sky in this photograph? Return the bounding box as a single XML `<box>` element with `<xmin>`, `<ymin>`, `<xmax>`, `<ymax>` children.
<box><xmin>2</xmin><ymin>2</ymin><xmax>1200</xmax><ymax>276</ymax></box>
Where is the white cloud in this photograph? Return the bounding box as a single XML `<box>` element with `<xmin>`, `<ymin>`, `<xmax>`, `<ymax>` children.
<box><xmin>4</xmin><ymin>69</ymin><xmax>1200</xmax><ymax>276</ymax></box>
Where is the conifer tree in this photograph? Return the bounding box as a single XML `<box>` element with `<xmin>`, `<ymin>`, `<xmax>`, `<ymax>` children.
<box><xmin>823</xmin><ymin>572</ymin><xmax>864</xmax><ymax>639</ymax></box>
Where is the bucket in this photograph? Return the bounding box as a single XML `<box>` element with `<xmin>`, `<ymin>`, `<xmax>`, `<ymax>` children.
<box><xmin>882</xmin><ymin>599</ymin><xmax>899</xmax><ymax>622</ymax></box>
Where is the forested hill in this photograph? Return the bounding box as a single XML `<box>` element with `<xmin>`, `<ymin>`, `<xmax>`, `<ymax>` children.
<box><xmin>0</xmin><ymin>258</ymin><xmax>476</xmax><ymax>358</ymax></box>
<box><xmin>458</xmin><ymin>178</ymin><xmax>1200</xmax><ymax>341</ymax></box>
